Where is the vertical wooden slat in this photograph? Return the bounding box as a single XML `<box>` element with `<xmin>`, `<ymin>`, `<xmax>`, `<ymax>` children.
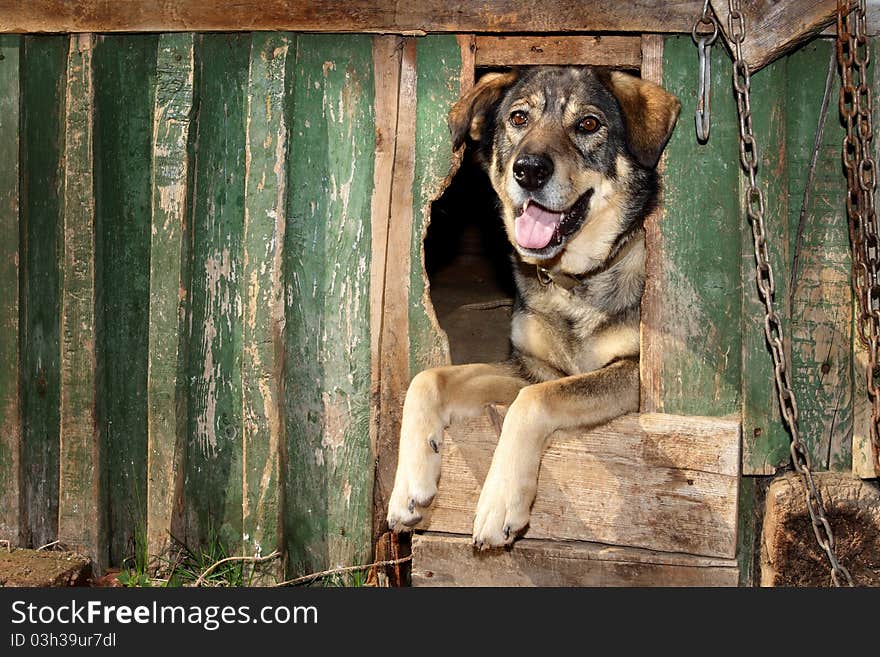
<box><xmin>787</xmin><ymin>41</ymin><xmax>852</xmax><ymax>472</ymax></box>
<box><xmin>241</xmin><ymin>32</ymin><xmax>288</xmax><ymax>578</ymax></box>
<box><xmin>146</xmin><ymin>33</ymin><xmax>194</xmax><ymax>561</ymax></box>
<box><xmin>409</xmin><ymin>36</ymin><xmax>462</xmax><ymax>375</ymax></box>
<box><xmin>58</xmin><ymin>33</ymin><xmax>103</xmax><ymax>568</ymax></box>
<box><xmin>185</xmin><ymin>33</ymin><xmax>249</xmax><ymax>552</ymax></box>
<box><xmin>0</xmin><ymin>35</ymin><xmax>21</xmax><ymax>544</ymax></box>
<box><xmin>284</xmin><ymin>35</ymin><xmax>375</xmax><ymax>575</ymax></box>
<box><xmin>369</xmin><ymin>35</ymin><xmax>405</xmax><ymax>536</ymax></box>
<box><xmin>93</xmin><ymin>33</ymin><xmax>158</xmax><ymax>567</ymax></box>
<box><xmin>20</xmin><ymin>35</ymin><xmax>66</xmax><ymax>550</ymax></box>
<box><xmin>641</xmin><ymin>35</ymin><xmax>742</xmax><ymax>418</ymax></box>
<box><xmin>739</xmin><ymin>58</ymin><xmax>791</xmax><ymax>475</ymax></box>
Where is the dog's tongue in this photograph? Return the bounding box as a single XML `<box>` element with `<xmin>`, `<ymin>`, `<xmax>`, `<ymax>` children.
<box><xmin>515</xmin><ymin>202</ymin><xmax>562</xmax><ymax>249</ymax></box>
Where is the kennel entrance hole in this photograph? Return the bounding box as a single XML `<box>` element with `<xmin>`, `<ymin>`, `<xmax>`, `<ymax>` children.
<box><xmin>426</xmin><ymin>151</ymin><xmax>516</xmax><ymax>365</ymax></box>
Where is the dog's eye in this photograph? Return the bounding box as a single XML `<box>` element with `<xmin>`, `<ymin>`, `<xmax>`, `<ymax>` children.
<box><xmin>509</xmin><ymin>110</ymin><xmax>529</xmax><ymax>127</ymax></box>
<box><xmin>578</xmin><ymin>116</ymin><xmax>601</xmax><ymax>133</ymax></box>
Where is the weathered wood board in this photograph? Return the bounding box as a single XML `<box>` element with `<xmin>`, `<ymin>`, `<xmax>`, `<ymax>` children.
<box><xmin>711</xmin><ymin>0</ymin><xmax>838</xmax><ymax>72</ymax></box>
<box><xmin>146</xmin><ymin>33</ymin><xmax>195</xmax><ymax>561</ymax></box>
<box><xmin>0</xmin><ymin>34</ymin><xmax>21</xmax><ymax>545</ymax></box>
<box><xmin>641</xmin><ymin>36</ymin><xmax>742</xmax><ymax>421</ymax></box>
<box><xmin>93</xmin><ymin>33</ymin><xmax>157</xmax><ymax>567</ymax></box>
<box><xmin>283</xmin><ymin>34</ymin><xmax>376</xmax><ymax>576</ymax></box>
<box><xmin>412</xmin><ymin>533</ymin><xmax>740</xmax><ymax>587</ymax></box>
<box><xmin>19</xmin><ymin>34</ymin><xmax>66</xmax><ymax>551</ymax></box>
<box><xmin>475</xmin><ymin>35</ymin><xmax>641</xmax><ymax>68</ymax></box>
<box><xmin>0</xmin><ymin>1</ymin><xmax>720</xmax><ymax>35</ymax></box>
<box><xmin>241</xmin><ymin>32</ymin><xmax>288</xmax><ymax>578</ymax></box>
<box><xmin>57</xmin><ymin>33</ymin><xmax>103</xmax><ymax>570</ymax></box>
<box><xmin>417</xmin><ymin>411</ymin><xmax>741</xmax><ymax>559</ymax></box>
<box><xmin>183</xmin><ymin>33</ymin><xmax>249</xmax><ymax>553</ymax></box>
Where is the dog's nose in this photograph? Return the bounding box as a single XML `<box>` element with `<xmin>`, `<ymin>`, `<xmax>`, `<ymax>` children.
<box><xmin>513</xmin><ymin>154</ymin><xmax>554</xmax><ymax>191</ymax></box>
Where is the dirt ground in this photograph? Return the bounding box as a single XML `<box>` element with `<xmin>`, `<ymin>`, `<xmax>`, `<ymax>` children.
<box><xmin>0</xmin><ymin>548</ymin><xmax>92</xmax><ymax>587</ymax></box>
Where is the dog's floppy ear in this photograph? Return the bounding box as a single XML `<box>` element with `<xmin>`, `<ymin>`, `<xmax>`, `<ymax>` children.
<box><xmin>599</xmin><ymin>71</ymin><xmax>681</xmax><ymax>169</ymax></box>
<box><xmin>448</xmin><ymin>70</ymin><xmax>519</xmax><ymax>151</ymax></box>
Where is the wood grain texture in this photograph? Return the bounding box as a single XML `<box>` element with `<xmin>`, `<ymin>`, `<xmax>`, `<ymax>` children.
<box><xmin>184</xmin><ymin>33</ymin><xmax>249</xmax><ymax>552</ymax></box>
<box><xmin>417</xmin><ymin>411</ymin><xmax>741</xmax><ymax>559</ymax></box>
<box><xmin>58</xmin><ymin>33</ymin><xmax>104</xmax><ymax>569</ymax></box>
<box><xmin>409</xmin><ymin>36</ymin><xmax>460</xmax><ymax>375</ymax></box>
<box><xmin>412</xmin><ymin>533</ymin><xmax>739</xmax><ymax>587</ymax></box>
<box><xmin>786</xmin><ymin>42</ymin><xmax>852</xmax><ymax>473</ymax></box>
<box><xmin>283</xmin><ymin>35</ymin><xmax>376</xmax><ymax>575</ymax></box>
<box><xmin>19</xmin><ymin>35</ymin><xmax>66</xmax><ymax>550</ymax></box>
<box><xmin>711</xmin><ymin>0</ymin><xmax>838</xmax><ymax>72</ymax></box>
<box><xmin>641</xmin><ymin>36</ymin><xmax>742</xmax><ymax>419</ymax></box>
<box><xmin>740</xmin><ymin>58</ymin><xmax>791</xmax><ymax>475</ymax></box>
<box><xmin>0</xmin><ymin>1</ymin><xmax>709</xmax><ymax>35</ymax></box>
<box><xmin>241</xmin><ymin>32</ymin><xmax>288</xmax><ymax>579</ymax></box>
<box><xmin>92</xmin><ymin>33</ymin><xmax>157</xmax><ymax>567</ymax></box>
<box><xmin>370</xmin><ymin>35</ymin><xmax>406</xmax><ymax>537</ymax></box>
<box><xmin>0</xmin><ymin>34</ymin><xmax>21</xmax><ymax>545</ymax></box>
<box><xmin>475</xmin><ymin>35</ymin><xmax>641</xmax><ymax>68</ymax></box>
<box><xmin>146</xmin><ymin>33</ymin><xmax>194</xmax><ymax>561</ymax></box>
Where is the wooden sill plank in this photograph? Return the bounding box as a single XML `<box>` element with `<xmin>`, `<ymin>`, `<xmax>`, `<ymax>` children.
<box><xmin>413</xmin><ymin>533</ymin><xmax>740</xmax><ymax>587</ymax></box>
<box><xmin>417</xmin><ymin>411</ymin><xmax>741</xmax><ymax>559</ymax></box>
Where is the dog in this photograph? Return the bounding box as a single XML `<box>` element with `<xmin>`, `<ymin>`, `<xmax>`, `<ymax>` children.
<box><xmin>386</xmin><ymin>65</ymin><xmax>681</xmax><ymax>549</ymax></box>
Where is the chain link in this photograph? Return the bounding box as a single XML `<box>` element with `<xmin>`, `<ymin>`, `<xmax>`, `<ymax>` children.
<box><xmin>838</xmin><ymin>0</ymin><xmax>880</xmax><ymax>475</ymax></box>
<box><xmin>727</xmin><ymin>0</ymin><xmax>854</xmax><ymax>587</ymax></box>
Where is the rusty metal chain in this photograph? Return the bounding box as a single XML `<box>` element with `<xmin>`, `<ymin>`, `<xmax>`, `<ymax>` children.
<box><xmin>727</xmin><ymin>0</ymin><xmax>854</xmax><ymax>587</ymax></box>
<box><xmin>838</xmin><ymin>0</ymin><xmax>880</xmax><ymax>474</ymax></box>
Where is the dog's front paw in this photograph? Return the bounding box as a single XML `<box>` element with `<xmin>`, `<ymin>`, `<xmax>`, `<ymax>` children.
<box><xmin>472</xmin><ymin>461</ymin><xmax>533</xmax><ymax>550</ymax></box>
<box><xmin>386</xmin><ymin>389</ymin><xmax>445</xmax><ymax>532</ymax></box>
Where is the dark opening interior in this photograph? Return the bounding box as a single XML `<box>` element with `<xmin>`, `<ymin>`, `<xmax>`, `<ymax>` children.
<box><xmin>426</xmin><ymin>147</ymin><xmax>516</xmax><ymax>365</ymax></box>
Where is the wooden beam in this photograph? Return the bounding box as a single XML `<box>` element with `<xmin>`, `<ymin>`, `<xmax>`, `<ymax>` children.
<box><xmin>0</xmin><ymin>1</ymin><xmax>709</xmax><ymax>35</ymax></box>
<box><xmin>146</xmin><ymin>33</ymin><xmax>194</xmax><ymax>561</ymax></box>
<box><xmin>413</xmin><ymin>533</ymin><xmax>740</xmax><ymax>587</ymax></box>
<box><xmin>0</xmin><ymin>35</ymin><xmax>21</xmax><ymax>545</ymax></box>
<box><xmin>475</xmin><ymin>35</ymin><xmax>642</xmax><ymax>68</ymax></box>
<box><xmin>241</xmin><ymin>32</ymin><xmax>288</xmax><ymax>581</ymax></box>
<box><xmin>711</xmin><ymin>0</ymin><xmax>838</xmax><ymax>72</ymax></box>
<box><xmin>57</xmin><ymin>33</ymin><xmax>104</xmax><ymax>570</ymax></box>
<box><xmin>417</xmin><ymin>411</ymin><xmax>741</xmax><ymax>559</ymax></box>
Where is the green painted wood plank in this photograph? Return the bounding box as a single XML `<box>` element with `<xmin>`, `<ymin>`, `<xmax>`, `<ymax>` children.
<box><xmin>58</xmin><ymin>33</ymin><xmax>104</xmax><ymax>569</ymax></box>
<box><xmin>786</xmin><ymin>41</ymin><xmax>852</xmax><ymax>472</ymax></box>
<box><xmin>19</xmin><ymin>35</ymin><xmax>67</xmax><ymax>549</ymax></box>
<box><xmin>93</xmin><ymin>33</ymin><xmax>157</xmax><ymax>567</ymax></box>
<box><xmin>241</xmin><ymin>32</ymin><xmax>288</xmax><ymax>579</ymax></box>
<box><xmin>284</xmin><ymin>34</ymin><xmax>375</xmax><ymax>575</ymax></box>
<box><xmin>0</xmin><ymin>35</ymin><xmax>21</xmax><ymax>544</ymax></box>
<box><xmin>409</xmin><ymin>36</ymin><xmax>461</xmax><ymax>375</ymax></box>
<box><xmin>184</xmin><ymin>33</ymin><xmax>249</xmax><ymax>553</ymax></box>
<box><xmin>739</xmin><ymin>57</ymin><xmax>792</xmax><ymax>475</ymax></box>
<box><xmin>146</xmin><ymin>33</ymin><xmax>195</xmax><ymax>561</ymax></box>
<box><xmin>646</xmin><ymin>36</ymin><xmax>742</xmax><ymax>418</ymax></box>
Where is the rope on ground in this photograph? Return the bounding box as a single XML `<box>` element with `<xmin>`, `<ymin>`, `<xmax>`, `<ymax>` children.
<box><xmin>273</xmin><ymin>554</ymin><xmax>413</xmax><ymax>587</ymax></box>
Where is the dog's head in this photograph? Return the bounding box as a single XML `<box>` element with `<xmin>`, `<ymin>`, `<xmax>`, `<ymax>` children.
<box><xmin>449</xmin><ymin>67</ymin><xmax>680</xmax><ymax>271</ymax></box>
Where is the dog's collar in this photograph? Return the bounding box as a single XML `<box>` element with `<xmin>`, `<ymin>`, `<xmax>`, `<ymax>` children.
<box><xmin>520</xmin><ymin>236</ymin><xmax>638</xmax><ymax>291</ymax></box>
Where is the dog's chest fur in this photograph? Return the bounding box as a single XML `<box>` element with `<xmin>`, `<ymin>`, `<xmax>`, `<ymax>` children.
<box><xmin>509</xmin><ymin>232</ymin><xmax>645</xmax><ymax>382</ymax></box>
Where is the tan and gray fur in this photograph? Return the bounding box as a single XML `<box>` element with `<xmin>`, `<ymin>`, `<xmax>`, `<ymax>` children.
<box><xmin>387</xmin><ymin>66</ymin><xmax>680</xmax><ymax>548</ymax></box>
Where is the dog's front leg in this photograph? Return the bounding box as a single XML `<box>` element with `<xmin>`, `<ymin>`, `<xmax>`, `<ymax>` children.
<box><xmin>387</xmin><ymin>362</ymin><xmax>527</xmax><ymax>531</ymax></box>
<box><xmin>472</xmin><ymin>358</ymin><xmax>639</xmax><ymax>549</ymax></box>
